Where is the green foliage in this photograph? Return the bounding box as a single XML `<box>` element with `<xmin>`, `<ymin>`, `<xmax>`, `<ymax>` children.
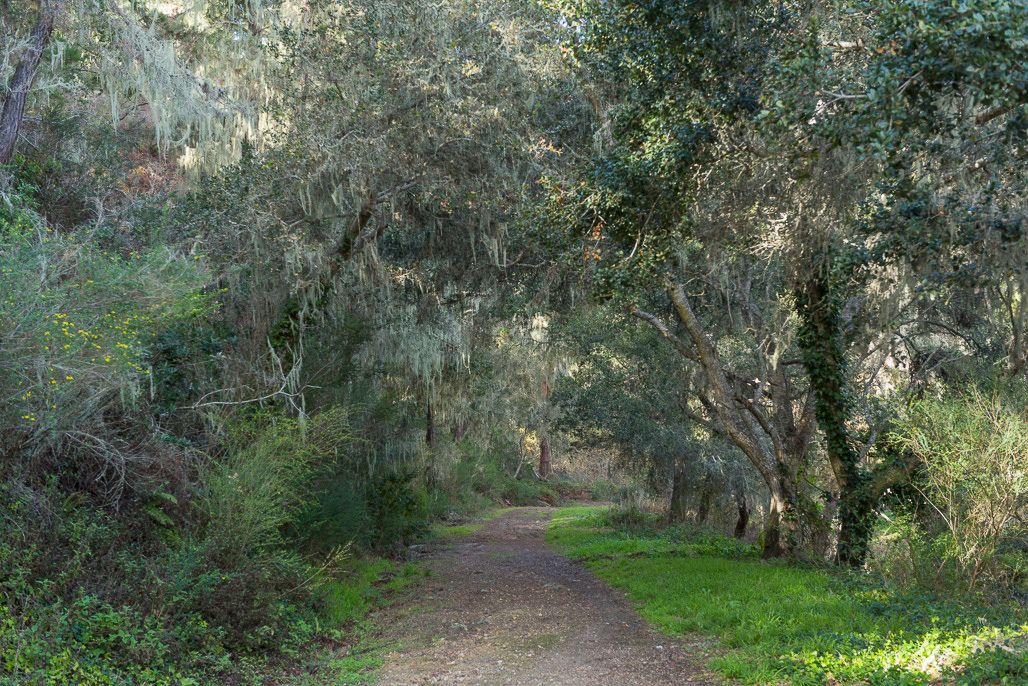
<box><xmin>887</xmin><ymin>387</ymin><xmax>1028</xmax><ymax>592</ymax></box>
<box><xmin>321</xmin><ymin>559</ymin><xmax>427</xmax><ymax>628</ymax></box>
<box><xmin>0</xmin><ymin>483</ymin><xmax>238</xmax><ymax>684</ymax></box>
<box><xmin>605</xmin><ymin>484</ymin><xmax>654</xmax><ymax>528</ymax></box>
<box><xmin>0</xmin><ymin>184</ymin><xmax>210</xmax><ymax>453</ymax></box>
<box><xmin>4</xmin><ymin>0</ymin><xmax>1026</xmax><ymax>680</ymax></box>
<box><xmin>425</xmin><ymin>442</ymin><xmax>561</xmax><ymax>514</ymax></box>
<box><xmin>549</xmin><ymin>507</ymin><xmax>1027</xmax><ymax>685</ymax></box>
<box><xmin>367</xmin><ymin>470</ymin><xmax>430</xmax><ymax>549</ymax></box>
<box><xmin>206</xmin><ymin>410</ymin><xmax>351</xmax><ymax>562</ymax></box>
<box><xmin>0</xmin><ymin>407</ymin><xmax>373</xmax><ymax>683</ymax></box>
<box><xmin>587</xmin><ymin>478</ymin><xmax>617</xmax><ymax>501</ymax></box>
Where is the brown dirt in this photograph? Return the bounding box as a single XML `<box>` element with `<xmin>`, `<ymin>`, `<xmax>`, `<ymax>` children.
<box><xmin>372</xmin><ymin>507</ymin><xmax>719</xmax><ymax>685</ymax></box>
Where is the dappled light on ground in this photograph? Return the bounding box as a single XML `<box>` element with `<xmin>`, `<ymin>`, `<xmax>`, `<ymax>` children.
<box><xmin>548</xmin><ymin>508</ymin><xmax>1027</xmax><ymax>685</ymax></box>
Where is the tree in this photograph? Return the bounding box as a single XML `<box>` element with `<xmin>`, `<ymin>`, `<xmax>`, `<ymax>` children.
<box><xmin>545</xmin><ymin>0</ymin><xmax>1025</xmax><ymax>562</ymax></box>
<box><xmin>552</xmin><ymin>305</ymin><xmax>766</xmax><ymax>533</ymax></box>
<box><xmin>0</xmin><ymin>0</ymin><xmax>59</xmax><ymax>164</ymax></box>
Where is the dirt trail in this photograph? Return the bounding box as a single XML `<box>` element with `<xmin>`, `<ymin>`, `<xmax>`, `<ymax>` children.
<box><xmin>372</xmin><ymin>507</ymin><xmax>717</xmax><ymax>685</ymax></box>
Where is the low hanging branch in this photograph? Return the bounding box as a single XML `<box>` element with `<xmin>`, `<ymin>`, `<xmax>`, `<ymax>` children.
<box><xmin>268</xmin><ymin>180</ymin><xmax>420</xmax><ymax>386</ymax></box>
<box><xmin>269</xmin><ymin>190</ymin><xmax>378</xmax><ymax>368</ymax></box>
<box><xmin>629</xmin><ymin>304</ymin><xmax>699</xmax><ymax>363</ymax></box>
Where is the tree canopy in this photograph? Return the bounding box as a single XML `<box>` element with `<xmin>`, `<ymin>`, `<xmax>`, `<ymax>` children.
<box><xmin>1</xmin><ymin>0</ymin><xmax>1025</xmax><ymax>682</ymax></box>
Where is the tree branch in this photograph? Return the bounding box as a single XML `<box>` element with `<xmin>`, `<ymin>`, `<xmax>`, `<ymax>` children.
<box><xmin>629</xmin><ymin>304</ymin><xmax>699</xmax><ymax>363</ymax></box>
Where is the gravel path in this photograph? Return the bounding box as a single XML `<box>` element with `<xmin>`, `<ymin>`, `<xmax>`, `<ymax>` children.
<box><xmin>373</xmin><ymin>507</ymin><xmax>719</xmax><ymax>685</ymax></box>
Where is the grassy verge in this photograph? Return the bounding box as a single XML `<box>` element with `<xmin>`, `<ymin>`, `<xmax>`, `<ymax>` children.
<box><xmin>285</xmin><ymin>557</ymin><xmax>428</xmax><ymax>685</ymax></box>
<box><xmin>547</xmin><ymin>506</ymin><xmax>1027</xmax><ymax>685</ymax></box>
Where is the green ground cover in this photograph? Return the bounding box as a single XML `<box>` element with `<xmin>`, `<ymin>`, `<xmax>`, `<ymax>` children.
<box><xmin>293</xmin><ymin>557</ymin><xmax>428</xmax><ymax>685</ymax></box>
<box><xmin>547</xmin><ymin>506</ymin><xmax>1027</xmax><ymax>685</ymax></box>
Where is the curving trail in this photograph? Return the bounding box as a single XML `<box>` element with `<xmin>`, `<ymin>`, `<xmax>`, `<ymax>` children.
<box><xmin>373</xmin><ymin>507</ymin><xmax>717</xmax><ymax>685</ymax></box>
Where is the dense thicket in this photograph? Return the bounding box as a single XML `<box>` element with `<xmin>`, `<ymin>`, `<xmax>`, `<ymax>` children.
<box><xmin>1</xmin><ymin>0</ymin><xmax>1025</xmax><ymax>682</ymax></box>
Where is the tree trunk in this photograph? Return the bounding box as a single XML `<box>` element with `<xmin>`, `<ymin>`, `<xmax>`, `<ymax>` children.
<box><xmin>795</xmin><ymin>273</ymin><xmax>873</xmax><ymax>566</ymax></box>
<box><xmin>537</xmin><ymin>372</ymin><xmax>552</xmax><ymax>479</ymax></box>
<box><xmin>538</xmin><ymin>435</ymin><xmax>551</xmax><ymax>479</ymax></box>
<box><xmin>632</xmin><ymin>285</ymin><xmax>802</xmax><ymax>559</ymax></box>
<box><xmin>696</xmin><ymin>474</ymin><xmax>713</xmax><ymax>524</ymax></box>
<box><xmin>733</xmin><ymin>490</ymin><xmax>749</xmax><ymax>539</ymax></box>
<box><xmin>761</xmin><ymin>490</ymin><xmax>790</xmax><ymax>558</ymax></box>
<box><xmin>668</xmin><ymin>459</ymin><xmax>689</xmax><ymax>523</ymax></box>
<box><xmin>0</xmin><ymin>0</ymin><xmax>57</xmax><ymax>165</ymax></box>
<box><xmin>665</xmin><ymin>286</ymin><xmax>796</xmax><ymax>557</ymax></box>
<box><xmin>425</xmin><ymin>401</ymin><xmax>435</xmax><ymax>448</ymax></box>
<box><xmin>761</xmin><ymin>471</ymin><xmax>801</xmax><ymax>558</ymax></box>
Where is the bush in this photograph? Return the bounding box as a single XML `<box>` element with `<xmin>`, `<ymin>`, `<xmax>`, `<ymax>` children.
<box><xmin>367</xmin><ymin>469</ymin><xmax>429</xmax><ymax>549</ymax></box>
<box><xmin>890</xmin><ymin>387</ymin><xmax>1028</xmax><ymax>592</ymax></box>
<box><xmin>0</xmin><ymin>483</ymin><xmax>219</xmax><ymax>684</ymax></box>
<box><xmin>867</xmin><ymin>512</ymin><xmax>947</xmax><ymax>591</ymax></box>
<box><xmin>0</xmin><ymin>181</ymin><xmax>211</xmax><ymax>501</ymax></box>
<box><xmin>605</xmin><ymin>484</ymin><xmax>653</xmax><ymax>528</ymax></box>
<box><xmin>588</xmin><ymin>478</ymin><xmax>617</xmax><ymax>501</ymax></box>
<box><xmin>422</xmin><ymin>441</ymin><xmax>560</xmax><ymax>513</ymax></box>
<box><xmin>0</xmin><ymin>407</ymin><xmax>357</xmax><ymax>683</ymax></box>
<box><xmin>187</xmin><ymin>409</ymin><xmax>354</xmax><ymax>643</ymax></box>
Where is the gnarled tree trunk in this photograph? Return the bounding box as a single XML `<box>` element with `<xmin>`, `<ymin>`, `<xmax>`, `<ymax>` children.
<box><xmin>733</xmin><ymin>489</ymin><xmax>749</xmax><ymax>539</ymax></box>
<box><xmin>0</xmin><ymin>0</ymin><xmax>58</xmax><ymax>165</ymax></box>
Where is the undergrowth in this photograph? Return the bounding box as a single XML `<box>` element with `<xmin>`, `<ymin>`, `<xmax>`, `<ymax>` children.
<box><xmin>547</xmin><ymin>506</ymin><xmax>1027</xmax><ymax>685</ymax></box>
<box><xmin>295</xmin><ymin>559</ymin><xmax>428</xmax><ymax>685</ymax></box>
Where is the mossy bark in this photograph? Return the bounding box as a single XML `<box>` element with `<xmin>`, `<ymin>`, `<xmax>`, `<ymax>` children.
<box><xmin>795</xmin><ymin>273</ymin><xmax>873</xmax><ymax>567</ymax></box>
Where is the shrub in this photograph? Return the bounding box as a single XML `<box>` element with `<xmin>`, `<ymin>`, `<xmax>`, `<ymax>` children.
<box><xmin>297</xmin><ymin>480</ymin><xmax>375</xmax><ymax>550</ymax></box>
<box><xmin>0</xmin><ymin>483</ymin><xmax>214</xmax><ymax>684</ymax></box>
<box><xmin>605</xmin><ymin>484</ymin><xmax>653</xmax><ymax>528</ymax></box>
<box><xmin>186</xmin><ymin>408</ymin><xmax>354</xmax><ymax>644</ymax></box>
<box><xmin>367</xmin><ymin>469</ymin><xmax>429</xmax><ymax>549</ymax></box>
<box><xmin>891</xmin><ymin>387</ymin><xmax>1028</xmax><ymax>592</ymax></box>
<box><xmin>0</xmin><ymin>181</ymin><xmax>211</xmax><ymax>501</ymax></box>
<box><xmin>0</xmin><ymin>405</ymin><xmax>364</xmax><ymax>682</ymax></box>
<box><xmin>588</xmin><ymin>478</ymin><xmax>617</xmax><ymax>501</ymax></box>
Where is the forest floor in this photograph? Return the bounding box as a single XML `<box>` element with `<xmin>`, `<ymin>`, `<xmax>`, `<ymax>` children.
<box><xmin>367</xmin><ymin>506</ymin><xmax>719</xmax><ymax>685</ymax></box>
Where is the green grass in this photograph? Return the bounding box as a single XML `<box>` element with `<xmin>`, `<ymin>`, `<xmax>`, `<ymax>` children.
<box><xmin>425</xmin><ymin>505</ymin><xmax>518</xmax><ymax>540</ymax></box>
<box><xmin>322</xmin><ymin>558</ymin><xmax>426</xmax><ymax>626</ymax></box>
<box><xmin>547</xmin><ymin>507</ymin><xmax>1027</xmax><ymax>685</ymax></box>
<box><xmin>303</xmin><ymin>557</ymin><xmax>428</xmax><ymax>684</ymax></box>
